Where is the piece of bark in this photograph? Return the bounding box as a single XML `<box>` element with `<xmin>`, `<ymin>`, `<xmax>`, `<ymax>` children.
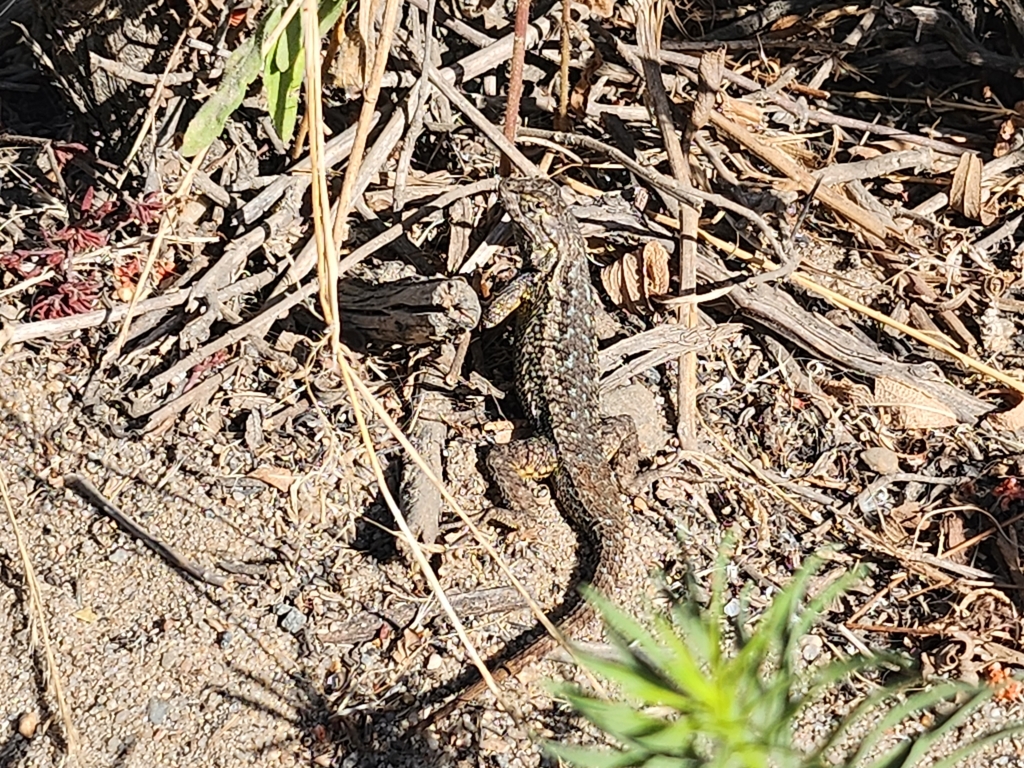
<box><xmin>340</xmin><ymin>275</ymin><xmax>481</xmax><ymax>346</ymax></box>
<box><xmin>697</xmin><ymin>254</ymin><xmax>993</xmax><ymax>424</ymax></box>
<box><xmin>400</xmin><ymin>349</ymin><xmax>457</xmax><ymax>550</ymax></box>
<box><xmin>318</xmin><ymin>587</ymin><xmax>523</xmax><ymax>645</ymax></box>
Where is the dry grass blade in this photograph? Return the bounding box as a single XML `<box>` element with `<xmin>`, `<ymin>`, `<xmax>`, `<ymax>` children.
<box><xmin>103</xmin><ymin>146</ymin><xmax>210</xmax><ymax>367</ymax></box>
<box><xmin>0</xmin><ymin>467</ymin><xmax>79</xmax><ymax>757</ymax></box>
<box><xmin>330</xmin><ymin>0</ymin><xmax>402</xmax><ymax>250</ymax></box>
<box><xmin>302</xmin><ymin>0</ymin><xmax>339</xmax><ymax>352</ymax></box>
<box><xmin>293</xmin><ymin>0</ymin><xmax>512</xmax><ymax>716</ymax></box>
<box><xmin>334</xmin><ymin>350</ymin><xmax>513</xmax><ymax>716</ymax></box>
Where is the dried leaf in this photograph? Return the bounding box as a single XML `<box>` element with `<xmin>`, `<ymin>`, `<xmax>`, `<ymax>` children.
<box><xmin>582</xmin><ymin>0</ymin><xmax>615</xmax><ymax>17</ymax></box>
<box><xmin>987</xmin><ymin>397</ymin><xmax>1024</xmax><ymax>432</ymax></box>
<box><xmin>720</xmin><ymin>95</ymin><xmax>763</xmax><ymax>128</ymax></box>
<box><xmin>980</xmin><ymin>196</ymin><xmax>999</xmax><ymax>226</ymax></box>
<box><xmin>847</xmin><ymin>145</ymin><xmax>884</xmax><ymax>160</ymax></box>
<box><xmin>570</xmin><ymin>51</ymin><xmax>604</xmax><ymax>116</ymax></box>
<box><xmin>73</xmin><ymin>606</ymin><xmax>99</xmax><ymax>623</ymax></box>
<box><xmin>330</xmin><ymin>23</ymin><xmax>367</xmax><ymax>92</ymax></box>
<box><xmin>642</xmin><ymin>240</ymin><xmax>671</xmax><ymax>294</ymax></box>
<box><xmin>249</xmin><ymin>465</ymin><xmax>296</xmax><ymax>492</ymax></box>
<box><xmin>949</xmin><ymin>152</ymin><xmax>983</xmax><ymax>221</ymax></box>
<box><xmin>820</xmin><ymin>378</ymin><xmax>874</xmax><ymax>408</ymax></box>
<box><xmin>874</xmin><ymin>377</ymin><xmax>958</xmax><ymax>429</ymax></box>
<box><xmin>600</xmin><ymin>240</ymin><xmax>671</xmax><ymax>314</ymax></box>
<box><xmin>873</xmin><ymin>139</ymin><xmax>917</xmax><ymax>153</ymax></box>
<box><xmin>941</xmin><ymin>512</ymin><xmax>966</xmax><ymax>564</ymax></box>
<box><xmin>769</xmin><ymin>14</ymin><xmax>803</xmax><ymax>31</ymax></box>
<box><xmin>995</xmin><ymin>118</ymin><xmax>1018</xmax><ymax>158</ymax></box>
<box><xmin>181</xmin><ymin>36</ymin><xmax>262</xmax><ymax>157</ymax></box>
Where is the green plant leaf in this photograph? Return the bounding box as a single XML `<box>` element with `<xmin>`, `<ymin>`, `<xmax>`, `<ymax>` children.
<box><xmin>928</xmin><ymin>720</ymin><xmax>1024</xmax><ymax>768</ymax></box>
<box><xmin>849</xmin><ymin>681</ymin><xmax>965</xmax><ymax>767</ymax></box>
<box><xmin>806</xmin><ymin>675</ymin><xmax>918</xmax><ymax>762</ymax></box>
<box><xmin>584</xmin><ymin>587</ymin><xmax>670</xmax><ymax>663</ymax></box>
<box><xmin>545</xmin><ymin>550</ymin><xmax>1024</xmax><ymax>768</ymax></box>
<box><xmin>793</xmin><ymin>565</ymin><xmax>863</xmax><ymax>642</ymax></box>
<box><xmin>554</xmin><ymin>687</ymin><xmax>674</xmax><ymax>743</ymax></box>
<box><xmin>263</xmin><ymin>7</ymin><xmax>304</xmax><ymax>144</ymax></box>
<box><xmin>631</xmin><ymin>717</ymin><xmax>702</xmax><ymax>754</ymax></box>
<box><xmin>569</xmin><ymin>649</ymin><xmax>694</xmax><ymax>712</ymax></box>
<box><xmin>183</xmin><ymin>0</ymin><xmax>349</xmax><ymax>156</ymax></box>
<box><xmin>585</xmin><ymin>587</ymin><xmax>718</xmax><ymax>706</ymax></box>
<box><xmin>544</xmin><ymin>740</ymin><xmax>649</xmax><ymax>768</ymax></box>
<box><xmin>887</xmin><ymin>685</ymin><xmax>994</xmax><ymax>767</ymax></box>
<box><xmin>262</xmin><ymin>0</ymin><xmax>348</xmax><ymax>144</ymax></box>
<box><xmin>317</xmin><ymin>0</ymin><xmax>347</xmax><ymax>35</ymax></box>
<box><xmin>181</xmin><ymin>34</ymin><xmax>263</xmax><ymax>157</ymax></box>
<box><xmin>648</xmin><ymin>613</ymin><xmax>722</xmax><ymax>706</ymax></box>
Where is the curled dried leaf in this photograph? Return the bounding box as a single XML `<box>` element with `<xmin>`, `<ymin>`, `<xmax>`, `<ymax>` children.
<box><xmin>949</xmin><ymin>152</ymin><xmax>983</xmax><ymax>222</ymax></box>
<box><xmin>600</xmin><ymin>240</ymin><xmax>671</xmax><ymax>314</ymax></box>
<box><xmin>987</xmin><ymin>396</ymin><xmax>1024</xmax><ymax>432</ymax></box>
<box><xmin>249</xmin><ymin>466</ymin><xmax>296</xmax><ymax>493</ymax></box>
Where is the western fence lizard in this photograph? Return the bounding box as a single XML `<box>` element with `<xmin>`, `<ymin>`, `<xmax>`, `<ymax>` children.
<box><xmin>440</xmin><ymin>176</ymin><xmax>639</xmax><ymax>713</ymax></box>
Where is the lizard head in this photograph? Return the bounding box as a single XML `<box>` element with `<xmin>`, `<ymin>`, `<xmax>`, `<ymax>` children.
<box><xmin>498</xmin><ymin>177</ymin><xmax>581</xmax><ymax>274</ymax></box>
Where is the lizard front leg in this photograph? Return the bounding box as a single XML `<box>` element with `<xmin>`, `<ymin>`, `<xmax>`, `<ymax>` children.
<box><xmin>485</xmin><ymin>435</ymin><xmax>559</xmax><ymax>528</ymax></box>
<box><xmin>481</xmin><ymin>272</ymin><xmax>544</xmax><ymax>329</ymax></box>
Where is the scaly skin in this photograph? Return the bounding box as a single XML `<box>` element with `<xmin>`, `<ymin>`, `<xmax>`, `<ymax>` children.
<box><xmin>443</xmin><ymin>176</ymin><xmax>638</xmax><ymax>713</ymax></box>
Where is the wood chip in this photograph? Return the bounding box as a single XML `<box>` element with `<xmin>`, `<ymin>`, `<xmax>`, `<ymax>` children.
<box><xmin>950</xmin><ymin>152</ymin><xmax>986</xmax><ymax>223</ymax></box>
<box><xmin>874</xmin><ymin>376</ymin><xmax>958</xmax><ymax>429</ymax></box>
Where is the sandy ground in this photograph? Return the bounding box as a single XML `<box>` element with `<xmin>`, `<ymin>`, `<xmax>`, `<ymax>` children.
<box><xmin>3</xmin><ymin>344</ymin><xmax>1024</xmax><ymax>768</ymax></box>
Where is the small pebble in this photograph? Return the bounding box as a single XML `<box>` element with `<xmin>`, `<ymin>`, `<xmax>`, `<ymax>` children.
<box><xmin>723</xmin><ymin>597</ymin><xmax>741</xmax><ymax>618</ymax></box>
<box><xmin>148</xmin><ymin>698</ymin><xmax>169</xmax><ymax>725</ymax></box>
<box><xmin>278</xmin><ymin>606</ymin><xmax>307</xmax><ymax>634</ymax></box>
<box><xmin>861</xmin><ymin>447</ymin><xmax>900</xmax><ymax>475</ymax></box>
<box><xmin>108</xmin><ymin>548</ymin><xmax>131</xmax><ymax>565</ymax></box>
<box><xmin>18</xmin><ymin>711</ymin><xmax>38</xmax><ymax>739</ymax></box>
<box><xmin>801</xmin><ymin>634</ymin><xmax>823</xmax><ymax>662</ymax></box>
<box><xmin>160</xmin><ymin>650</ymin><xmax>179</xmax><ymax>670</ymax></box>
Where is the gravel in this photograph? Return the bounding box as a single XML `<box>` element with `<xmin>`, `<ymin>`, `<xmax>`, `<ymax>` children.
<box><xmin>3</xmin><ymin>345</ymin><xmax>1024</xmax><ymax>767</ymax></box>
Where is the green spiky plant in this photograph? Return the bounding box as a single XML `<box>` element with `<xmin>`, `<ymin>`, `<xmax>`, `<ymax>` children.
<box><xmin>546</xmin><ymin>555</ymin><xmax>1024</xmax><ymax>768</ymax></box>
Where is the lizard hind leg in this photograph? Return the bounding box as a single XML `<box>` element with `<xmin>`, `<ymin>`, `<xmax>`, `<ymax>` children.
<box><xmin>485</xmin><ymin>435</ymin><xmax>559</xmax><ymax>528</ymax></box>
<box><xmin>597</xmin><ymin>414</ymin><xmax>640</xmax><ymax>490</ymax></box>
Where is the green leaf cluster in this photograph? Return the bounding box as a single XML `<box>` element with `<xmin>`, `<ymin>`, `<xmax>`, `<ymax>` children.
<box><xmin>547</xmin><ymin>555</ymin><xmax>1024</xmax><ymax>768</ymax></box>
<box><xmin>181</xmin><ymin>0</ymin><xmax>347</xmax><ymax>157</ymax></box>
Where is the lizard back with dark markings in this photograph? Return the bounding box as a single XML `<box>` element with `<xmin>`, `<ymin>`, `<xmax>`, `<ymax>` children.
<box><xmin>440</xmin><ymin>176</ymin><xmax>637</xmax><ymax>713</ymax></box>
<box><xmin>499</xmin><ymin>178</ymin><xmax>631</xmax><ymax>556</ymax></box>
